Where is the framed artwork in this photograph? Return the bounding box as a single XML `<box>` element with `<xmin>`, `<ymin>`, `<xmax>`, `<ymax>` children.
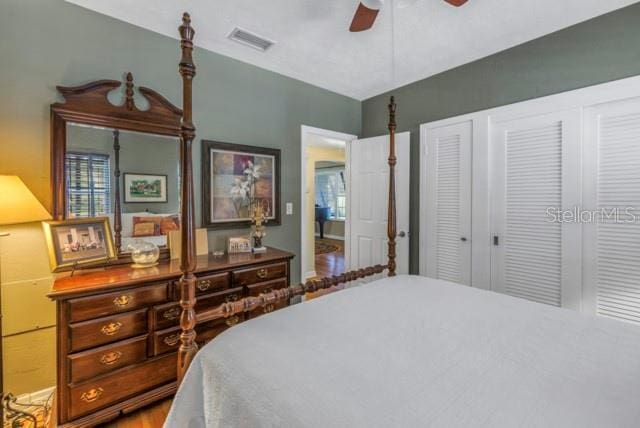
<box><xmin>202</xmin><ymin>140</ymin><xmax>281</xmax><ymax>229</ymax></box>
<box><xmin>42</xmin><ymin>217</ymin><xmax>116</xmax><ymax>272</ymax></box>
<box><xmin>123</xmin><ymin>173</ymin><xmax>168</xmax><ymax>203</ymax></box>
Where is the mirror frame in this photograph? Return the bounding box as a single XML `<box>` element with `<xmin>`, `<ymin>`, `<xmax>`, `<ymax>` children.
<box><xmin>50</xmin><ymin>72</ymin><xmax>183</xmax><ymax>260</ymax></box>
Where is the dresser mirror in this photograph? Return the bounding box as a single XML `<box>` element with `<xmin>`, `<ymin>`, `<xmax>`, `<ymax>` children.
<box><xmin>51</xmin><ymin>73</ymin><xmax>183</xmax><ymax>261</ymax></box>
<box><xmin>65</xmin><ymin>123</ymin><xmax>180</xmax><ymax>255</ymax></box>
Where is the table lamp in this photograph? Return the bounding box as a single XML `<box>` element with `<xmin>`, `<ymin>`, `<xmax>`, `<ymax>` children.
<box><xmin>0</xmin><ymin>175</ymin><xmax>51</xmax><ymax>423</ymax></box>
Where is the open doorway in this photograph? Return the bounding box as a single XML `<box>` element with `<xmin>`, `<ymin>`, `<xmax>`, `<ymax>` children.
<box><xmin>300</xmin><ymin>126</ymin><xmax>356</xmax><ymax>281</ymax></box>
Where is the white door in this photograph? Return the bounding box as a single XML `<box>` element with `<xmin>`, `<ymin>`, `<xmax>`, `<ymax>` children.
<box><xmin>583</xmin><ymin>97</ymin><xmax>640</xmax><ymax>324</ymax></box>
<box><xmin>422</xmin><ymin>121</ymin><xmax>472</xmax><ymax>285</ymax></box>
<box><xmin>491</xmin><ymin>110</ymin><xmax>582</xmax><ymax>309</ymax></box>
<box><xmin>348</xmin><ymin>132</ymin><xmax>410</xmax><ymax>274</ymax></box>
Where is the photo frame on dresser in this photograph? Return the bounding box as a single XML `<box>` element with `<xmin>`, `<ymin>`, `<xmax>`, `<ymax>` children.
<box><xmin>201</xmin><ymin>140</ymin><xmax>281</xmax><ymax>229</ymax></box>
<box><xmin>42</xmin><ymin>217</ymin><xmax>116</xmax><ymax>272</ymax></box>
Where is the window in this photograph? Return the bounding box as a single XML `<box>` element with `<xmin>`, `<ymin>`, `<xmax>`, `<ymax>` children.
<box><xmin>315</xmin><ymin>167</ymin><xmax>346</xmax><ymax>220</ymax></box>
<box><xmin>65</xmin><ymin>152</ymin><xmax>111</xmax><ymax>217</ymax></box>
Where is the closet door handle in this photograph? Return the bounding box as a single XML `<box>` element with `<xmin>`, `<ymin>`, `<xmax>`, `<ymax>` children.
<box><xmin>398</xmin><ymin>231</ymin><xmax>406</xmax><ymax>238</ymax></box>
<box><xmin>460</xmin><ymin>237</ymin><xmax>467</xmax><ymax>242</ymax></box>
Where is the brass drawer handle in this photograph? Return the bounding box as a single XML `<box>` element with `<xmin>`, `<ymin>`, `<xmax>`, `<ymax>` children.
<box><xmin>263</xmin><ymin>303</ymin><xmax>275</xmax><ymax>314</ymax></box>
<box><xmin>225</xmin><ymin>315</ymin><xmax>240</xmax><ymax>327</ymax></box>
<box><xmin>163</xmin><ymin>333</ymin><xmax>180</xmax><ymax>347</ymax></box>
<box><xmin>256</xmin><ymin>268</ymin><xmax>268</xmax><ymax>279</ymax></box>
<box><xmin>100</xmin><ymin>322</ymin><xmax>123</xmax><ymax>336</ymax></box>
<box><xmin>163</xmin><ymin>307</ymin><xmax>181</xmax><ymax>321</ymax></box>
<box><xmin>113</xmin><ymin>294</ymin><xmax>132</xmax><ymax>308</ymax></box>
<box><xmin>99</xmin><ymin>351</ymin><xmax>122</xmax><ymax>366</ymax></box>
<box><xmin>197</xmin><ymin>279</ymin><xmax>212</xmax><ymax>291</ymax></box>
<box><xmin>225</xmin><ymin>293</ymin><xmax>239</xmax><ymax>303</ymax></box>
<box><xmin>80</xmin><ymin>387</ymin><xmax>104</xmax><ymax>403</ymax></box>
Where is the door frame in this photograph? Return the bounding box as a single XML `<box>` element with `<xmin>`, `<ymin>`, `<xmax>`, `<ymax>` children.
<box><xmin>300</xmin><ymin>125</ymin><xmax>356</xmax><ymax>280</ymax></box>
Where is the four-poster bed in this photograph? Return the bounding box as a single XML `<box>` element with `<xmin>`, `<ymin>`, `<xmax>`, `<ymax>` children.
<box><xmin>167</xmin><ymin>12</ymin><xmax>640</xmax><ymax>428</ymax></box>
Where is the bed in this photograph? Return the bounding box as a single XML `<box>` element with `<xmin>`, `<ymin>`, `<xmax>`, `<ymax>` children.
<box><xmin>166</xmin><ymin>14</ymin><xmax>640</xmax><ymax>428</ymax></box>
<box><xmin>166</xmin><ymin>275</ymin><xmax>640</xmax><ymax>427</ymax></box>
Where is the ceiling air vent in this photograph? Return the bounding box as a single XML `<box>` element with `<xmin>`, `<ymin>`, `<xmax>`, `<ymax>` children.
<box><xmin>227</xmin><ymin>27</ymin><xmax>275</xmax><ymax>52</ymax></box>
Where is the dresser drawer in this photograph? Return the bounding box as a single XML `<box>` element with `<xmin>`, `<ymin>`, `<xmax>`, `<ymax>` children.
<box><xmin>152</xmin><ymin>317</ymin><xmax>242</xmax><ymax>356</ymax></box>
<box><xmin>247</xmin><ymin>278</ymin><xmax>288</xmax><ymax>319</ymax></box>
<box><xmin>233</xmin><ymin>262</ymin><xmax>287</xmax><ymax>287</ymax></box>
<box><xmin>153</xmin><ymin>287</ymin><xmax>243</xmax><ymax>330</ymax></box>
<box><xmin>68</xmin><ymin>284</ymin><xmax>168</xmax><ymax>323</ymax></box>
<box><xmin>69</xmin><ymin>309</ymin><xmax>148</xmax><ymax>353</ymax></box>
<box><xmin>68</xmin><ymin>353</ymin><xmax>176</xmax><ymax>420</ymax></box>
<box><xmin>195</xmin><ymin>272</ymin><xmax>230</xmax><ymax>295</ymax></box>
<box><xmin>68</xmin><ymin>336</ymin><xmax>147</xmax><ymax>384</ymax></box>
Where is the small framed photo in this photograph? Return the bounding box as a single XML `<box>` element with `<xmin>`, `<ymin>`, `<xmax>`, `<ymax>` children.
<box><xmin>124</xmin><ymin>173</ymin><xmax>168</xmax><ymax>203</ymax></box>
<box><xmin>43</xmin><ymin>217</ymin><xmax>116</xmax><ymax>272</ymax></box>
<box><xmin>228</xmin><ymin>236</ymin><xmax>252</xmax><ymax>254</ymax></box>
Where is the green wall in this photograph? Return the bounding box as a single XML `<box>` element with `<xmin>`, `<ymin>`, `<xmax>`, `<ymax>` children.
<box><xmin>0</xmin><ymin>0</ymin><xmax>360</xmax><ymax>394</ymax></box>
<box><xmin>361</xmin><ymin>3</ymin><xmax>640</xmax><ymax>273</ymax></box>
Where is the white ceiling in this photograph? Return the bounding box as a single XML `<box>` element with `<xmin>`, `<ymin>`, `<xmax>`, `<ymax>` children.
<box><xmin>66</xmin><ymin>0</ymin><xmax>639</xmax><ymax>100</ymax></box>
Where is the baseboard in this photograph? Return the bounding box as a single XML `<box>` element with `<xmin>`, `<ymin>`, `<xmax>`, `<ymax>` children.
<box><xmin>304</xmin><ymin>270</ymin><xmax>317</xmax><ymax>280</ymax></box>
<box><xmin>314</xmin><ymin>233</ymin><xmax>345</xmax><ymax>241</ymax></box>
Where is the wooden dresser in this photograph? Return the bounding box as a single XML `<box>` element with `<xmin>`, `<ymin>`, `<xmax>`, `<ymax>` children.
<box><xmin>48</xmin><ymin>247</ymin><xmax>294</xmax><ymax>428</ymax></box>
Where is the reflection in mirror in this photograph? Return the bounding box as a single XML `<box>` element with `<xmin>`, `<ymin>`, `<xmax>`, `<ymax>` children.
<box><xmin>65</xmin><ymin>123</ymin><xmax>180</xmax><ymax>254</ymax></box>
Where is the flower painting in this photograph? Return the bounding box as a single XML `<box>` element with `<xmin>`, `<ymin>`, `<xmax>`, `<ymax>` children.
<box><xmin>202</xmin><ymin>141</ymin><xmax>280</xmax><ymax>229</ymax></box>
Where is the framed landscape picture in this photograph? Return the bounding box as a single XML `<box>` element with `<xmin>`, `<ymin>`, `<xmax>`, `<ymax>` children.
<box><xmin>123</xmin><ymin>173</ymin><xmax>168</xmax><ymax>203</ymax></box>
<box><xmin>202</xmin><ymin>140</ymin><xmax>280</xmax><ymax>229</ymax></box>
<box><xmin>42</xmin><ymin>217</ymin><xmax>116</xmax><ymax>272</ymax></box>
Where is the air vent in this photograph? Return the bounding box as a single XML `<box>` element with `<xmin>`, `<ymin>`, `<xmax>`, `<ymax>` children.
<box><xmin>227</xmin><ymin>27</ymin><xmax>275</xmax><ymax>52</ymax></box>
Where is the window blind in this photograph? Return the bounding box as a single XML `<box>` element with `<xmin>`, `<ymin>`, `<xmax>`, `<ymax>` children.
<box><xmin>315</xmin><ymin>168</ymin><xmax>346</xmax><ymax>219</ymax></box>
<box><xmin>65</xmin><ymin>152</ymin><xmax>111</xmax><ymax>218</ymax></box>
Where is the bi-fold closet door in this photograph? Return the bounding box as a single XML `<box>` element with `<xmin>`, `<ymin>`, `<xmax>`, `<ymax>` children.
<box><xmin>422</xmin><ymin>121</ymin><xmax>472</xmax><ymax>285</ymax></box>
<box><xmin>582</xmin><ymin>98</ymin><xmax>640</xmax><ymax>323</ymax></box>
<box><xmin>490</xmin><ymin>110</ymin><xmax>582</xmax><ymax>309</ymax></box>
<box><xmin>421</xmin><ymin>81</ymin><xmax>640</xmax><ymax>323</ymax></box>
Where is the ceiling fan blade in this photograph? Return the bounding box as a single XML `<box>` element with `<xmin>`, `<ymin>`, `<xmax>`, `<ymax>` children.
<box><xmin>444</xmin><ymin>0</ymin><xmax>469</xmax><ymax>6</ymax></box>
<box><xmin>349</xmin><ymin>3</ymin><xmax>379</xmax><ymax>32</ymax></box>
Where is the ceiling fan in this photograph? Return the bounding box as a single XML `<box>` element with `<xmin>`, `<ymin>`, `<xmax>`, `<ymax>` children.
<box><xmin>350</xmin><ymin>0</ymin><xmax>469</xmax><ymax>32</ymax></box>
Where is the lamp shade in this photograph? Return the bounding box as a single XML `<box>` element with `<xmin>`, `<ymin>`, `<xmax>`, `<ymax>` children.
<box><xmin>0</xmin><ymin>175</ymin><xmax>51</xmax><ymax>225</ymax></box>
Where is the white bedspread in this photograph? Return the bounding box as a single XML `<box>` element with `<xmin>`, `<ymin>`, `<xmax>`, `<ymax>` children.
<box><xmin>165</xmin><ymin>275</ymin><xmax>640</xmax><ymax>428</ymax></box>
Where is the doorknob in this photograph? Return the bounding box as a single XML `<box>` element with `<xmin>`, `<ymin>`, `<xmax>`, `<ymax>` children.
<box><xmin>460</xmin><ymin>237</ymin><xmax>467</xmax><ymax>242</ymax></box>
<box><xmin>398</xmin><ymin>231</ymin><xmax>406</xmax><ymax>238</ymax></box>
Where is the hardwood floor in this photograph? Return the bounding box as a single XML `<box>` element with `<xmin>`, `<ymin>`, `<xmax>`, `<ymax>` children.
<box><xmin>315</xmin><ymin>238</ymin><xmax>345</xmax><ymax>278</ymax></box>
<box><xmin>98</xmin><ymin>399</ymin><xmax>171</xmax><ymax>428</ymax></box>
<box><xmin>308</xmin><ymin>238</ymin><xmax>345</xmax><ymax>299</ymax></box>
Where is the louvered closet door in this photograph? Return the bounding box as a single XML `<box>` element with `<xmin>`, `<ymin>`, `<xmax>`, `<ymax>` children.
<box><xmin>583</xmin><ymin>98</ymin><xmax>640</xmax><ymax>323</ymax></box>
<box><xmin>491</xmin><ymin>111</ymin><xmax>581</xmax><ymax>309</ymax></box>
<box><xmin>424</xmin><ymin>121</ymin><xmax>472</xmax><ymax>285</ymax></box>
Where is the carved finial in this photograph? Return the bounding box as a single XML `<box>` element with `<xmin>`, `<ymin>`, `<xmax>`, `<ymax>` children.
<box><xmin>125</xmin><ymin>72</ymin><xmax>134</xmax><ymax>111</ymax></box>
<box><xmin>388</xmin><ymin>96</ymin><xmax>396</xmax><ymax>131</ymax></box>
<box><xmin>179</xmin><ymin>13</ymin><xmax>196</xmax><ymax>80</ymax></box>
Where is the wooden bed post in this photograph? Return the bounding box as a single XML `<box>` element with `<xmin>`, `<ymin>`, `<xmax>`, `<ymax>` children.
<box><xmin>387</xmin><ymin>96</ymin><xmax>397</xmax><ymax>277</ymax></box>
<box><xmin>177</xmin><ymin>12</ymin><xmax>198</xmax><ymax>383</ymax></box>
<box><xmin>112</xmin><ymin>129</ymin><xmax>122</xmax><ymax>255</ymax></box>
